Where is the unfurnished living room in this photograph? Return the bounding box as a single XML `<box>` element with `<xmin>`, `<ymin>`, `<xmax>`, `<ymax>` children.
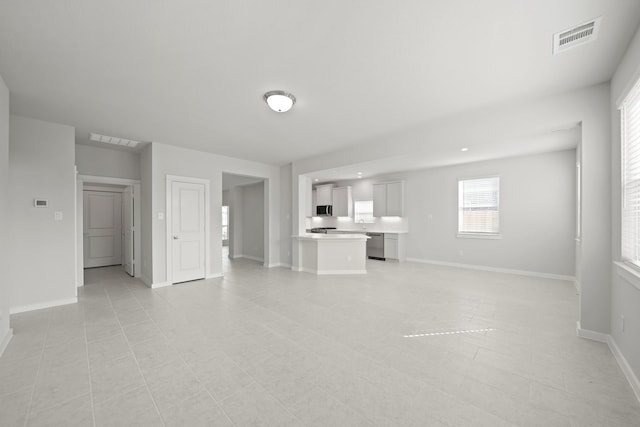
<box><xmin>1</xmin><ymin>1</ymin><xmax>640</xmax><ymax>426</ymax></box>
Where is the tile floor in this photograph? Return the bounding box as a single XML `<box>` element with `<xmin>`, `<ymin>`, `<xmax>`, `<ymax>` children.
<box><xmin>1</xmin><ymin>258</ymin><xmax>639</xmax><ymax>426</ymax></box>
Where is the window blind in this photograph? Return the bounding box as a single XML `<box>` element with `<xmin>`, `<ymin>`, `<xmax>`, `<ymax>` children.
<box><xmin>621</xmin><ymin>78</ymin><xmax>640</xmax><ymax>267</ymax></box>
<box><xmin>458</xmin><ymin>177</ymin><xmax>500</xmax><ymax>234</ymax></box>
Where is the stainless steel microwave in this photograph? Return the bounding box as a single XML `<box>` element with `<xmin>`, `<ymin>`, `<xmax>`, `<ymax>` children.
<box><xmin>316</xmin><ymin>205</ymin><xmax>332</xmax><ymax>216</ymax></box>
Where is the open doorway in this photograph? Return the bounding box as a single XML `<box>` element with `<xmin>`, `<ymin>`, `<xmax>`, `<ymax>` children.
<box><xmin>76</xmin><ymin>175</ymin><xmax>141</xmax><ymax>286</ymax></box>
<box><xmin>222</xmin><ymin>173</ymin><xmax>266</xmax><ymax>271</ymax></box>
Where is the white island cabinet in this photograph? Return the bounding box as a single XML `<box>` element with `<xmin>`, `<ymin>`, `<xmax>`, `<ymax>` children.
<box><xmin>373</xmin><ymin>181</ymin><xmax>404</xmax><ymax>217</ymax></box>
<box><xmin>295</xmin><ymin>233</ymin><xmax>369</xmax><ymax>274</ymax></box>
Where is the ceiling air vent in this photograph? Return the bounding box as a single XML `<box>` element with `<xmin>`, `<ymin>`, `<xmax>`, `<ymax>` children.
<box><xmin>90</xmin><ymin>132</ymin><xmax>140</xmax><ymax>148</ymax></box>
<box><xmin>553</xmin><ymin>17</ymin><xmax>602</xmax><ymax>54</ymax></box>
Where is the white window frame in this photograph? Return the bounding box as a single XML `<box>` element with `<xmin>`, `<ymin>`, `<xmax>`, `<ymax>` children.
<box><xmin>354</xmin><ymin>200</ymin><xmax>375</xmax><ymax>223</ymax></box>
<box><xmin>457</xmin><ymin>176</ymin><xmax>501</xmax><ymax>239</ymax></box>
<box><xmin>620</xmin><ymin>75</ymin><xmax>640</xmax><ymax>269</ymax></box>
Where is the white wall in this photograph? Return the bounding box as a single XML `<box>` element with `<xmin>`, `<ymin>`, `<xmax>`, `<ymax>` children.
<box><xmin>140</xmin><ymin>144</ymin><xmax>153</xmax><ymax>283</ymax></box>
<box><xmin>148</xmin><ymin>142</ymin><xmax>280</xmax><ymax>285</ymax></box>
<box><xmin>75</xmin><ymin>144</ymin><xmax>141</xmax><ymax>180</ymax></box>
<box><xmin>292</xmin><ymin>83</ymin><xmax>611</xmax><ymax>334</ymax></box>
<box><xmin>404</xmin><ymin>150</ymin><xmax>575</xmax><ymax>276</ymax></box>
<box><xmin>0</xmin><ymin>74</ymin><xmax>11</xmax><ymax>355</ymax></box>
<box><xmin>280</xmin><ymin>163</ymin><xmax>293</xmax><ymax>267</ymax></box>
<box><xmin>611</xmin><ymin>24</ymin><xmax>640</xmax><ymax>387</ymax></box>
<box><xmin>229</xmin><ymin>186</ymin><xmax>244</xmax><ymax>259</ymax></box>
<box><xmin>241</xmin><ymin>181</ymin><xmax>265</xmax><ymax>261</ymax></box>
<box><xmin>9</xmin><ymin>116</ymin><xmax>76</xmax><ymax>312</ymax></box>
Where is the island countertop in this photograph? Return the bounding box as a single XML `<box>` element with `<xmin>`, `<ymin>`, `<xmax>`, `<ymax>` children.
<box><xmin>294</xmin><ymin>233</ymin><xmax>369</xmax><ymax>240</ymax></box>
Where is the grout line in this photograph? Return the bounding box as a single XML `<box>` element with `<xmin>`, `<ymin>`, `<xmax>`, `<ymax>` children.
<box><xmin>102</xmin><ymin>270</ymin><xmax>167</xmax><ymax>427</ymax></box>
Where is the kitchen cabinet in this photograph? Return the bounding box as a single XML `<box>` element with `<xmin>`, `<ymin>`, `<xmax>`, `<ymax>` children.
<box><xmin>316</xmin><ymin>184</ymin><xmax>333</xmax><ymax>206</ymax></box>
<box><xmin>332</xmin><ymin>186</ymin><xmax>353</xmax><ymax>217</ymax></box>
<box><xmin>373</xmin><ymin>181</ymin><xmax>405</xmax><ymax>217</ymax></box>
<box><xmin>384</xmin><ymin>233</ymin><xmax>406</xmax><ymax>261</ymax></box>
<box><xmin>311</xmin><ymin>189</ymin><xmax>317</xmax><ymax>217</ymax></box>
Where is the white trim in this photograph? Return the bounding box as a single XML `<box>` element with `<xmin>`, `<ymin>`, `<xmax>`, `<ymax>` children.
<box><xmin>10</xmin><ymin>297</ymin><xmax>77</xmax><ymax>314</ymax></box>
<box><xmin>614</xmin><ymin>261</ymin><xmax>640</xmax><ymax>292</ymax></box>
<box><xmin>608</xmin><ymin>335</ymin><xmax>640</xmax><ymax>403</ymax></box>
<box><xmin>317</xmin><ymin>269</ymin><xmax>367</xmax><ymax>275</ymax></box>
<box><xmin>206</xmin><ymin>273</ymin><xmax>223</xmax><ymax>279</ymax></box>
<box><xmin>457</xmin><ymin>233</ymin><xmax>502</xmax><ymax>240</ymax></box>
<box><xmin>151</xmin><ymin>282</ymin><xmax>171</xmax><ymax>289</ymax></box>
<box><xmin>78</xmin><ymin>175</ymin><xmax>141</xmax><ymax>186</ymax></box>
<box><xmin>576</xmin><ymin>323</ymin><xmax>640</xmax><ymax>403</ymax></box>
<box><xmin>166</xmin><ymin>175</ymin><xmax>211</xmax><ymax>285</ymax></box>
<box><xmin>83</xmin><ymin>185</ymin><xmax>124</xmax><ymax>193</ymax></box>
<box><xmin>575</xmin><ymin>321</ymin><xmax>608</xmax><ymax>342</ymax></box>
<box><xmin>268</xmin><ymin>263</ymin><xmax>291</xmax><ymax>268</ymax></box>
<box><xmin>406</xmin><ymin>258</ymin><xmax>575</xmax><ymax>282</ymax></box>
<box><xmin>237</xmin><ymin>254</ymin><xmax>264</xmax><ymax>263</ymax></box>
<box><xmin>0</xmin><ymin>328</ymin><xmax>13</xmax><ymax>358</ymax></box>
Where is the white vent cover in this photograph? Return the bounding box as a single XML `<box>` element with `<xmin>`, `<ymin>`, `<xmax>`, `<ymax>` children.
<box><xmin>90</xmin><ymin>132</ymin><xmax>140</xmax><ymax>148</ymax></box>
<box><xmin>553</xmin><ymin>17</ymin><xmax>602</xmax><ymax>54</ymax></box>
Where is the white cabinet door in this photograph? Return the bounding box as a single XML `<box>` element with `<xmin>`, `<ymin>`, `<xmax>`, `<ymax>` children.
<box><xmin>332</xmin><ymin>186</ymin><xmax>352</xmax><ymax>217</ymax></box>
<box><xmin>171</xmin><ymin>181</ymin><xmax>206</xmax><ymax>284</ymax></box>
<box><xmin>386</xmin><ymin>182</ymin><xmax>404</xmax><ymax>217</ymax></box>
<box><xmin>373</xmin><ymin>183</ymin><xmax>387</xmax><ymax>217</ymax></box>
<box><xmin>311</xmin><ymin>189</ymin><xmax>317</xmax><ymax>217</ymax></box>
<box><xmin>384</xmin><ymin>236</ymin><xmax>399</xmax><ymax>259</ymax></box>
<box><xmin>316</xmin><ymin>185</ymin><xmax>333</xmax><ymax>205</ymax></box>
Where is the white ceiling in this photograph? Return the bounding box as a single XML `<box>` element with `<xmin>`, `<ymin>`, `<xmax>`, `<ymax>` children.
<box><xmin>0</xmin><ymin>1</ymin><xmax>639</xmax><ymax>167</ymax></box>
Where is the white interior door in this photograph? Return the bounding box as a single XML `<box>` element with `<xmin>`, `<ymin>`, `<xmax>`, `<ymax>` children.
<box><xmin>171</xmin><ymin>181</ymin><xmax>206</xmax><ymax>283</ymax></box>
<box><xmin>83</xmin><ymin>191</ymin><xmax>122</xmax><ymax>268</ymax></box>
<box><xmin>122</xmin><ymin>187</ymin><xmax>134</xmax><ymax>276</ymax></box>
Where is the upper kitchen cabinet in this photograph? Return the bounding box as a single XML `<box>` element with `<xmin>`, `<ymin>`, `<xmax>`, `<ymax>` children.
<box><xmin>332</xmin><ymin>186</ymin><xmax>353</xmax><ymax>217</ymax></box>
<box><xmin>315</xmin><ymin>184</ymin><xmax>333</xmax><ymax>206</ymax></box>
<box><xmin>373</xmin><ymin>181</ymin><xmax>405</xmax><ymax>217</ymax></box>
<box><xmin>311</xmin><ymin>189</ymin><xmax>317</xmax><ymax>217</ymax></box>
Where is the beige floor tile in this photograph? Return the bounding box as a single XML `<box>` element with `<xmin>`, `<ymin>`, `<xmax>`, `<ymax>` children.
<box><xmin>26</xmin><ymin>393</ymin><xmax>93</xmax><ymax>427</ymax></box>
<box><xmin>94</xmin><ymin>386</ymin><xmax>162</xmax><ymax>427</ymax></box>
<box><xmin>0</xmin><ymin>390</ymin><xmax>32</xmax><ymax>427</ymax></box>
<box><xmin>90</xmin><ymin>353</ymin><xmax>146</xmax><ymax>404</ymax></box>
<box><xmin>160</xmin><ymin>390</ymin><xmax>233</xmax><ymax>427</ymax></box>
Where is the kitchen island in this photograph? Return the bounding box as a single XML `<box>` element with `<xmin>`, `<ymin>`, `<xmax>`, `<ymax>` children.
<box><xmin>294</xmin><ymin>233</ymin><xmax>369</xmax><ymax>275</ymax></box>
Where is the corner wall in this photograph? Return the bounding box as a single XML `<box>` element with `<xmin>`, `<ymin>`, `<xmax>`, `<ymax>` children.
<box><xmin>9</xmin><ymin>115</ymin><xmax>76</xmax><ymax>312</ymax></box>
<box><xmin>0</xmin><ymin>74</ymin><xmax>11</xmax><ymax>355</ymax></box>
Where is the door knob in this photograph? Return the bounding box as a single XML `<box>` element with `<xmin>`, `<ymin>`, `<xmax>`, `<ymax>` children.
<box><xmin>173</xmin><ymin>236</ymin><xmax>179</xmax><ymax>240</ymax></box>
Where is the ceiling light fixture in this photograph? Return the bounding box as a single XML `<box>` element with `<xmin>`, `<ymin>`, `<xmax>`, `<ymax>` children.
<box><xmin>263</xmin><ymin>90</ymin><xmax>296</xmax><ymax>113</ymax></box>
<box><xmin>461</xmin><ymin>147</ymin><xmax>469</xmax><ymax>152</ymax></box>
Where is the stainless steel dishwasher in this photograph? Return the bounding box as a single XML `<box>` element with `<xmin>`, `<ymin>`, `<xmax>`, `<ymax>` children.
<box><xmin>366</xmin><ymin>233</ymin><xmax>385</xmax><ymax>260</ymax></box>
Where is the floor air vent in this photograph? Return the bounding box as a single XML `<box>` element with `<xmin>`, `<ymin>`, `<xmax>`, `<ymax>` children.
<box><xmin>553</xmin><ymin>17</ymin><xmax>601</xmax><ymax>54</ymax></box>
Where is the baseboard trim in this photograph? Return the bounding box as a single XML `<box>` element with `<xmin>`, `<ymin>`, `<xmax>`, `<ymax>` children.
<box><xmin>406</xmin><ymin>258</ymin><xmax>575</xmax><ymax>282</ymax></box>
<box><xmin>10</xmin><ymin>297</ymin><xmax>78</xmax><ymax>314</ymax></box>
<box><xmin>0</xmin><ymin>328</ymin><xmax>13</xmax><ymax>358</ymax></box>
<box><xmin>607</xmin><ymin>335</ymin><xmax>640</xmax><ymax>403</ymax></box>
<box><xmin>237</xmin><ymin>255</ymin><xmax>264</xmax><ymax>263</ymax></box>
<box><xmin>206</xmin><ymin>273</ymin><xmax>223</xmax><ymax>279</ymax></box>
<box><xmin>576</xmin><ymin>321</ymin><xmax>608</xmax><ymax>342</ymax></box>
<box><xmin>151</xmin><ymin>281</ymin><xmax>171</xmax><ymax>289</ymax></box>
<box><xmin>577</xmin><ymin>323</ymin><xmax>640</xmax><ymax>403</ymax></box>
<box><xmin>317</xmin><ymin>269</ymin><xmax>367</xmax><ymax>275</ymax></box>
<box><xmin>267</xmin><ymin>263</ymin><xmax>291</xmax><ymax>269</ymax></box>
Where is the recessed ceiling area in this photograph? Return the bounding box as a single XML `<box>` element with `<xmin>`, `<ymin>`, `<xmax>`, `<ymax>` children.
<box><xmin>308</xmin><ymin>126</ymin><xmax>581</xmax><ymax>183</ymax></box>
<box><xmin>0</xmin><ymin>1</ymin><xmax>638</xmax><ymax>167</ymax></box>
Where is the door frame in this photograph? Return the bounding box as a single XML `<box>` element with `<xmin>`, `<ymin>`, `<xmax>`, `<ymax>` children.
<box><xmin>77</xmin><ymin>175</ymin><xmax>141</xmax><ymax>286</ymax></box>
<box><xmin>166</xmin><ymin>175</ymin><xmax>211</xmax><ymax>285</ymax></box>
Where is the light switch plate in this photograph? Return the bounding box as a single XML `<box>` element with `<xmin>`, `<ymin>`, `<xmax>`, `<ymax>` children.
<box><xmin>54</xmin><ymin>211</ymin><xmax>63</xmax><ymax>221</ymax></box>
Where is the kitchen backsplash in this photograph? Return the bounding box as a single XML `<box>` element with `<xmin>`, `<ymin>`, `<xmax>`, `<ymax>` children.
<box><xmin>305</xmin><ymin>216</ymin><xmax>408</xmax><ymax>232</ymax></box>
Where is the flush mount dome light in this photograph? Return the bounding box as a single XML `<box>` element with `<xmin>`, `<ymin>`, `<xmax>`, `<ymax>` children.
<box><xmin>263</xmin><ymin>90</ymin><xmax>296</xmax><ymax>112</ymax></box>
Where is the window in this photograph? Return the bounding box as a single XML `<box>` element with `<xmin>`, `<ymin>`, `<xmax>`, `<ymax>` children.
<box><xmin>621</xmin><ymin>78</ymin><xmax>640</xmax><ymax>267</ymax></box>
<box><xmin>354</xmin><ymin>200</ymin><xmax>375</xmax><ymax>223</ymax></box>
<box><xmin>458</xmin><ymin>176</ymin><xmax>500</xmax><ymax>236</ymax></box>
<box><xmin>222</xmin><ymin>205</ymin><xmax>229</xmax><ymax>241</ymax></box>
